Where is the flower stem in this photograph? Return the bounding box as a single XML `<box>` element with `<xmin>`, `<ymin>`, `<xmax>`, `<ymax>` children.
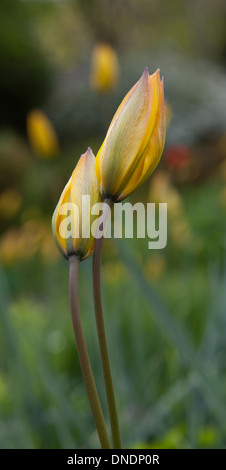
<box><xmin>69</xmin><ymin>256</ymin><xmax>111</xmax><ymax>449</ymax></box>
<box><xmin>92</xmin><ymin>200</ymin><xmax>122</xmax><ymax>449</ymax></box>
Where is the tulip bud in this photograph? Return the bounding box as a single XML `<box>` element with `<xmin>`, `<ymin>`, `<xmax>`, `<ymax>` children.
<box><xmin>27</xmin><ymin>109</ymin><xmax>59</xmax><ymax>159</ymax></box>
<box><xmin>52</xmin><ymin>148</ymin><xmax>101</xmax><ymax>260</ymax></box>
<box><xmin>90</xmin><ymin>43</ymin><xmax>119</xmax><ymax>93</ymax></box>
<box><xmin>95</xmin><ymin>68</ymin><xmax>165</xmax><ymax>201</ymax></box>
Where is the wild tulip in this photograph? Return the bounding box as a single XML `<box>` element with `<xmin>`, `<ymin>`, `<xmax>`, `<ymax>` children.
<box><xmin>95</xmin><ymin>68</ymin><xmax>165</xmax><ymax>201</ymax></box>
<box><xmin>52</xmin><ymin>147</ymin><xmax>101</xmax><ymax>260</ymax></box>
<box><xmin>52</xmin><ymin>147</ymin><xmax>111</xmax><ymax>449</ymax></box>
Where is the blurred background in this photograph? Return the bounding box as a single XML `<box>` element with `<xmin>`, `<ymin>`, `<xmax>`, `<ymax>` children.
<box><xmin>0</xmin><ymin>0</ymin><xmax>226</xmax><ymax>449</ymax></box>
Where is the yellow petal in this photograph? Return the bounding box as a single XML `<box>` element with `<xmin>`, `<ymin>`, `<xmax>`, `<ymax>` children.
<box><xmin>52</xmin><ymin>177</ymin><xmax>72</xmax><ymax>258</ymax></box>
<box><xmin>137</xmin><ymin>78</ymin><xmax>166</xmax><ymax>182</ymax></box>
<box><xmin>70</xmin><ymin>147</ymin><xmax>101</xmax><ymax>260</ymax></box>
<box><xmin>119</xmin><ymin>78</ymin><xmax>165</xmax><ymax>200</ymax></box>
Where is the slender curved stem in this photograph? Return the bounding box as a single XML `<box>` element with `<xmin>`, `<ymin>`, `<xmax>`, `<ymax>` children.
<box><xmin>69</xmin><ymin>256</ymin><xmax>111</xmax><ymax>449</ymax></box>
<box><xmin>92</xmin><ymin>200</ymin><xmax>122</xmax><ymax>449</ymax></box>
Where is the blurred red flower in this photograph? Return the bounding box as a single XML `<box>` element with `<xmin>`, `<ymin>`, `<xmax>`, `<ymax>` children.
<box><xmin>165</xmin><ymin>144</ymin><xmax>191</xmax><ymax>169</ymax></box>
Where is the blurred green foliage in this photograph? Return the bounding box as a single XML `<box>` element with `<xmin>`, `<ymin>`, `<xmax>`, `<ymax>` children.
<box><xmin>0</xmin><ymin>148</ymin><xmax>226</xmax><ymax>447</ymax></box>
<box><xmin>0</xmin><ymin>0</ymin><xmax>226</xmax><ymax>450</ymax></box>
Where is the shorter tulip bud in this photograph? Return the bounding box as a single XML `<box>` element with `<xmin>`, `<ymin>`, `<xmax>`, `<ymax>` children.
<box><xmin>27</xmin><ymin>109</ymin><xmax>59</xmax><ymax>158</ymax></box>
<box><xmin>52</xmin><ymin>148</ymin><xmax>101</xmax><ymax>260</ymax></box>
<box><xmin>95</xmin><ymin>68</ymin><xmax>166</xmax><ymax>201</ymax></box>
<box><xmin>90</xmin><ymin>43</ymin><xmax>119</xmax><ymax>93</ymax></box>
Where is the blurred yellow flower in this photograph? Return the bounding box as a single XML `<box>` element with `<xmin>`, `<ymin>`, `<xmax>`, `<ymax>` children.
<box><xmin>0</xmin><ymin>188</ymin><xmax>22</xmax><ymax>219</ymax></box>
<box><xmin>102</xmin><ymin>261</ymin><xmax>127</xmax><ymax>284</ymax></box>
<box><xmin>144</xmin><ymin>254</ymin><xmax>166</xmax><ymax>280</ymax></box>
<box><xmin>95</xmin><ymin>68</ymin><xmax>165</xmax><ymax>201</ymax></box>
<box><xmin>0</xmin><ymin>220</ymin><xmax>45</xmax><ymax>265</ymax></box>
<box><xmin>41</xmin><ymin>229</ymin><xmax>60</xmax><ymax>261</ymax></box>
<box><xmin>149</xmin><ymin>171</ymin><xmax>192</xmax><ymax>247</ymax></box>
<box><xmin>27</xmin><ymin>109</ymin><xmax>59</xmax><ymax>159</ymax></box>
<box><xmin>52</xmin><ymin>148</ymin><xmax>101</xmax><ymax>260</ymax></box>
<box><xmin>90</xmin><ymin>43</ymin><xmax>119</xmax><ymax>93</ymax></box>
<box><xmin>0</xmin><ymin>219</ymin><xmax>60</xmax><ymax>266</ymax></box>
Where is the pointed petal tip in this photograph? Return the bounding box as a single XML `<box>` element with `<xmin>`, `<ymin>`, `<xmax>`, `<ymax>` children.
<box><xmin>79</xmin><ymin>147</ymin><xmax>94</xmax><ymax>163</ymax></box>
<box><xmin>87</xmin><ymin>146</ymin><xmax>95</xmax><ymax>155</ymax></box>
<box><xmin>140</xmin><ymin>67</ymin><xmax>150</xmax><ymax>85</ymax></box>
<box><xmin>86</xmin><ymin>147</ymin><xmax>95</xmax><ymax>160</ymax></box>
<box><xmin>143</xmin><ymin>67</ymin><xmax>149</xmax><ymax>78</ymax></box>
<box><xmin>155</xmin><ymin>68</ymin><xmax>160</xmax><ymax>78</ymax></box>
<box><xmin>149</xmin><ymin>68</ymin><xmax>161</xmax><ymax>84</ymax></box>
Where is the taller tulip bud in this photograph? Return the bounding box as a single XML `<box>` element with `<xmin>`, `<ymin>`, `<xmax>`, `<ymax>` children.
<box><xmin>95</xmin><ymin>68</ymin><xmax>165</xmax><ymax>201</ymax></box>
<box><xmin>52</xmin><ymin>148</ymin><xmax>101</xmax><ymax>261</ymax></box>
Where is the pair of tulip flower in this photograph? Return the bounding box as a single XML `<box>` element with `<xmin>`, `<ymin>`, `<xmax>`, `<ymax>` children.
<box><xmin>52</xmin><ymin>68</ymin><xmax>165</xmax><ymax>259</ymax></box>
<box><xmin>52</xmin><ymin>68</ymin><xmax>165</xmax><ymax>449</ymax></box>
